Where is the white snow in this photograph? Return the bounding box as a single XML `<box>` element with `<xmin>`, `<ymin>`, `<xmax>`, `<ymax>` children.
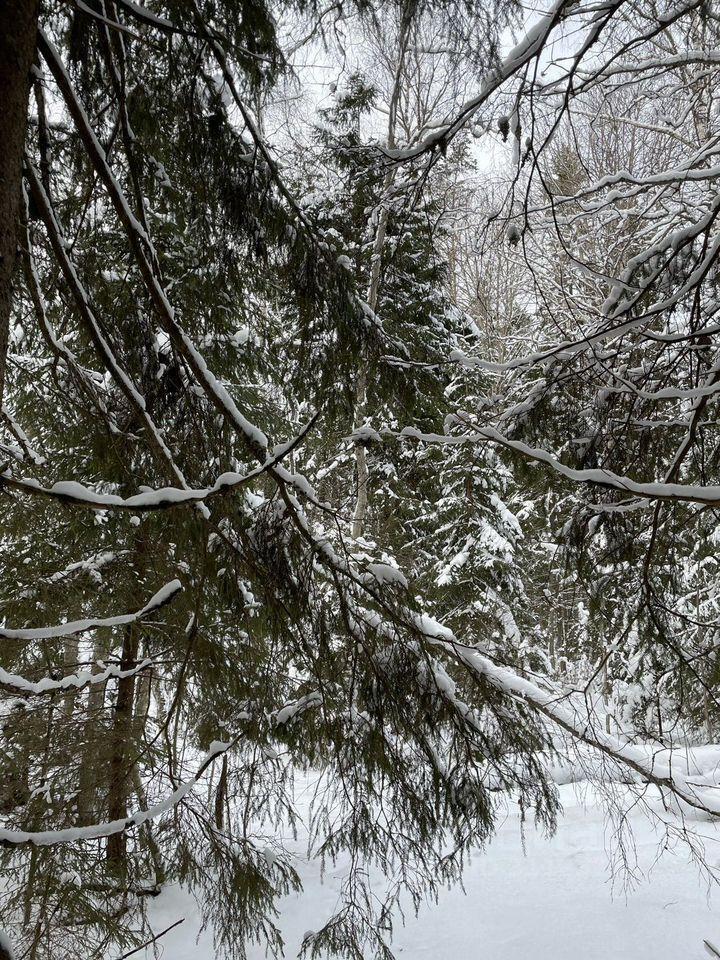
<box><xmin>366</xmin><ymin>562</ymin><xmax>409</xmax><ymax>588</ymax></box>
<box><xmin>134</xmin><ymin>773</ymin><xmax>720</xmax><ymax>960</ymax></box>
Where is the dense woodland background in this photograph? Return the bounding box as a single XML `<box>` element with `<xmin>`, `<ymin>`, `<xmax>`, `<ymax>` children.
<box><xmin>1</xmin><ymin>0</ymin><xmax>720</xmax><ymax>957</ymax></box>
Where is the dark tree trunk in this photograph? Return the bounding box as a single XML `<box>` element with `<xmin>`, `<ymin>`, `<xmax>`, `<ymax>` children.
<box><xmin>106</xmin><ymin>623</ymin><xmax>140</xmax><ymax>870</ymax></box>
<box><xmin>0</xmin><ymin>0</ymin><xmax>39</xmax><ymax>409</ymax></box>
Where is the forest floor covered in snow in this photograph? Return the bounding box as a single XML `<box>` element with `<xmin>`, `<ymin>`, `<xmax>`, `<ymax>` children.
<box><xmin>139</xmin><ymin>749</ymin><xmax>720</xmax><ymax>960</ymax></box>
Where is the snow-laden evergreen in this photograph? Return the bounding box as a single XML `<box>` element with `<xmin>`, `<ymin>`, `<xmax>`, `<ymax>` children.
<box><xmin>1</xmin><ymin>1</ymin><xmax>720</xmax><ymax>958</ymax></box>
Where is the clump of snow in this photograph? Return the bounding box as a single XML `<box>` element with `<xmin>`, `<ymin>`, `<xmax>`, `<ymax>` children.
<box><xmin>366</xmin><ymin>562</ymin><xmax>408</xmax><ymax>588</ymax></box>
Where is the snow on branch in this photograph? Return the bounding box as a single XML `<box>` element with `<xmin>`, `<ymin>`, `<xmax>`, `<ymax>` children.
<box><xmin>383</xmin><ymin>424</ymin><xmax>720</xmax><ymax>508</ymax></box>
<box><xmin>350</xmin><ymin>603</ymin><xmax>720</xmax><ymax>821</ymax></box>
<box><xmin>0</xmin><ymin>579</ymin><xmax>181</xmax><ymax>641</ymax></box>
<box><xmin>0</xmin><ymin>657</ymin><xmax>153</xmax><ymax>697</ymax></box>
<box><xmin>0</xmin><ymin>738</ymin><xmax>228</xmax><ymax>847</ymax></box>
<box><xmin>37</xmin><ymin>32</ymin><xmax>339</xmax><ymax>523</ymax></box>
<box><xmin>383</xmin><ymin>0</ymin><xmax>620</xmax><ymax>162</ymax></box>
<box><xmin>1</xmin><ymin>421</ymin><xmax>315</xmax><ymax>512</ymax></box>
<box><xmin>0</xmin><ymin>689</ymin><xmax>322</xmax><ymax>846</ymax></box>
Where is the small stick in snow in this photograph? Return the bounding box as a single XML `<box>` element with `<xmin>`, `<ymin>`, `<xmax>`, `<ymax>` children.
<box><xmin>114</xmin><ymin>917</ymin><xmax>184</xmax><ymax>959</ymax></box>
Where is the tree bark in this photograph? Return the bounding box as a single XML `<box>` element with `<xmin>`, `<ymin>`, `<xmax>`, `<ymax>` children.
<box><xmin>106</xmin><ymin>623</ymin><xmax>140</xmax><ymax>870</ymax></box>
<box><xmin>0</xmin><ymin>0</ymin><xmax>39</xmax><ymax>410</ymax></box>
<box><xmin>77</xmin><ymin>637</ymin><xmax>108</xmax><ymax>823</ymax></box>
<box><xmin>351</xmin><ymin>9</ymin><xmax>411</xmax><ymax>540</ymax></box>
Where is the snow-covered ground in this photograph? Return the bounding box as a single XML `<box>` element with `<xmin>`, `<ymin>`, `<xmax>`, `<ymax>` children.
<box><xmin>139</xmin><ymin>762</ymin><xmax>720</xmax><ymax>960</ymax></box>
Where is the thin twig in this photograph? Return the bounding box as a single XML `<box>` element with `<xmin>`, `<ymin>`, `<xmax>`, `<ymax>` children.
<box><xmin>114</xmin><ymin>917</ymin><xmax>185</xmax><ymax>959</ymax></box>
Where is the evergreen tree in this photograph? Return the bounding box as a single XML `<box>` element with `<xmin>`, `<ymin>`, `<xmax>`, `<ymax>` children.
<box><xmin>3</xmin><ymin>1</ymin><xmax>720</xmax><ymax>957</ymax></box>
